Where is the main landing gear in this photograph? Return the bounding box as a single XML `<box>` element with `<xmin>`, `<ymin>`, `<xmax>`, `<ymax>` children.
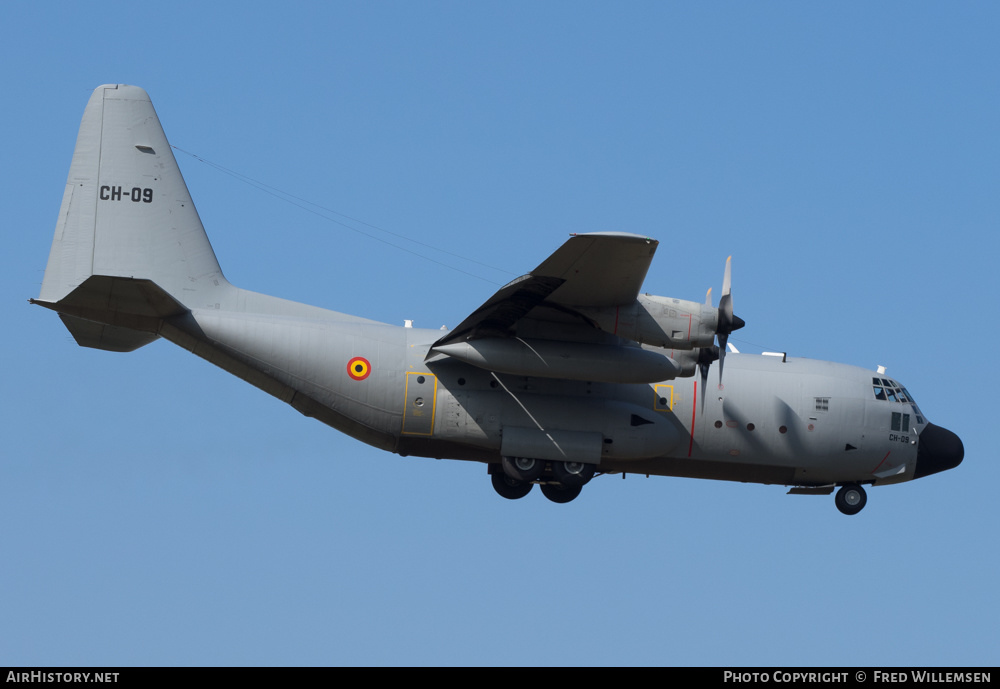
<box><xmin>835</xmin><ymin>483</ymin><xmax>867</xmax><ymax>515</ymax></box>
<box><xmin>490</xmin><ymin>457</ymin><xmax>596</xmax><ymax>504</ymax></box>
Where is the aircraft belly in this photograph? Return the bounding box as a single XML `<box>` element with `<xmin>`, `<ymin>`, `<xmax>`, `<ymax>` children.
<box><xmin>600</xmin><ymin>456</ymin><xmax>797</xmax><ymax>485</ymax></box>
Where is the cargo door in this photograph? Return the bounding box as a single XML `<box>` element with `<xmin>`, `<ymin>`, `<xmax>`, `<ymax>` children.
<box><xmin>401</xmin><ymin>372</ymin><xmax>437</xmax><ymax>436</ymax></box>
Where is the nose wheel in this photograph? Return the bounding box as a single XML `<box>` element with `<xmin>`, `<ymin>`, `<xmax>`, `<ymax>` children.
<box><xmin>835</xmin><ymin>484</ymin><xmax>867</xmax><ymax>515</ymax></box>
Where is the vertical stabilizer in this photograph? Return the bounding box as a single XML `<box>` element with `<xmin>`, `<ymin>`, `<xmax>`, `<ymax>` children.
<box><xmin>40</xmin><ymin>84</ymin><xmax>226</xmax><ymax>306</ymax></box>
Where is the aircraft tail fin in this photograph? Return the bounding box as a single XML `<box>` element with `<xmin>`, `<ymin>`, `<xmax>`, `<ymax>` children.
<box><xmin>39</xmin><ymin>84</ymin><xmax>226</xmax><ymax>306</ymax></box>
<box><xmin>37</xmin><ymin>84</ymin><xmax>228</xmax><ymax>350</ymax></box>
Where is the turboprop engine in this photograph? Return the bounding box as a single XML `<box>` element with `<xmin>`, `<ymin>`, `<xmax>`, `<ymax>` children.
<box><xmin>574</xmin><ymin>293</ymin><xmax>723</xmax><ymax>351</ymax></box>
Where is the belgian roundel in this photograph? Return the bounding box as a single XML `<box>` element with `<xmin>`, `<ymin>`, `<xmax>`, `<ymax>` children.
<box><xmin>347</xmin><ymin>357</ymin><xmax>372</xmax><ymax>381</ymax></box>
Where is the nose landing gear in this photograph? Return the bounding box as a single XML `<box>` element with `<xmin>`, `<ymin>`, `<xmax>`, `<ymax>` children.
<box><xmin>835</xmin><ymin>483</ymin><xmax>867</xmax><ymax>515</ymax></box>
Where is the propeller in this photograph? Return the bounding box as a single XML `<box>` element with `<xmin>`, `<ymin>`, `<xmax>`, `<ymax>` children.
<box><xmin>697</xmin><ymin>344</ymin><xmax>720</xmax><ymax>412</ymax></box>
<box><xmin>697</xmin><ymin>257</ymin><xmax>745</xmax><ymax>412</ymax></box>
<box><xmin>714</xmin><ymin>256</ymin><xmax>745</xmax><ymax>387</ymax></box>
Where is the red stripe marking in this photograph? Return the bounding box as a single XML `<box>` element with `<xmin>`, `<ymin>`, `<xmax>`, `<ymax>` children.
<box><xmin>871</xmin><ymin>451</ymin><xmax>891</xmax><ymax>474</ymax></box>
<box><xmin>688</xmin><ymin>379</ymin><xmax>697</xmax><ymax>457</ymax></box>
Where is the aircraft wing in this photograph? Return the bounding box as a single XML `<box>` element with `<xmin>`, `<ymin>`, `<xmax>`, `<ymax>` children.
<box><xmin>531</xmin><ymin>232</ymin><xmax>658</xmax><ymax>307</ymax></box>
<box><xmin>433</xmin><ymin>232</ymin><xmax>658</xmax><ymax>349</ymax></box>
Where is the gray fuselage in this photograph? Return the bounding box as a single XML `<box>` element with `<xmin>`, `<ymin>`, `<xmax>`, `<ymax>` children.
<box><xmin>173</xmin><ymin>302</ymin><xmax>926</xmax><ymax>489</ymax></box>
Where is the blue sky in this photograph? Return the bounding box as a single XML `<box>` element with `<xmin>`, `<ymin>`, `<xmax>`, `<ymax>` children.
<box><xmin>2</xmin><ymin>2</ymin><xmax>997</xmax><ymax>666</ymax></box>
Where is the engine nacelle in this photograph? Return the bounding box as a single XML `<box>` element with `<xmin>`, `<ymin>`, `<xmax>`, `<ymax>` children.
<box><xmin>576</xmin><ymin>294</ymin><xmax>719</xmax><ymax>350</ymax></box>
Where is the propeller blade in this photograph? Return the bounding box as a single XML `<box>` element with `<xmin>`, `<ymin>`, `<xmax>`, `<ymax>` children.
<box><xmin>714</xmin><ymin>257</ymin><xmax>743</xmax><ymax>387</ymax></box>
<box><xmin>718</xmin><ymin>333</ymin><xmax>728</xmax><ymax>386</ymax></box>
<box><xmin>697</xmin><ymin>345</ymin><xmax>719</xmax><ymax>413</ymax></box>
<box><xmin>699</xmin><ymin>362</ymin><xmax>708</xmax><ymax>413</ymax></box>
<box><xmin>718</xmin><ymin>292</ymin><xmax>734</xmax><ymax>333</ymax></box>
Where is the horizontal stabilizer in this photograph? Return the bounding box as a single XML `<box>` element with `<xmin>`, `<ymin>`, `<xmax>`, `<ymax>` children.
<box><xmin>57</xmin><ymin>315</ymin><xmax>159</xmax><ymax>352</ymax></box>
<box><xmin>31</xmin><ymin>276</ymin><xmax>188</xmax><ymax>352</ymax></box>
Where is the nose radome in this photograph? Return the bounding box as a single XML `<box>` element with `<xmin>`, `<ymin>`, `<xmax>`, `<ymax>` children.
<box><xmin>914</xmin><ymin>423</ymin><xmax>964</xmax><ymax>479</ymax></box>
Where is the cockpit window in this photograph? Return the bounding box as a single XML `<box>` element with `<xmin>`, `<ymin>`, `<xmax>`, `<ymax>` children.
<box><xmin>872</xmin><ymin>378</ymin><xmax>920</xmax><ymax>419</ymax></box>
<box><xmin>872</xmin><ymin>378</ymin><xmax>887</xmax><ymax>400</ymax></box>
<box><xmin>902</xmin><ymin>389</ymin><xmax>926</xmax><ymax>424</ymax></box>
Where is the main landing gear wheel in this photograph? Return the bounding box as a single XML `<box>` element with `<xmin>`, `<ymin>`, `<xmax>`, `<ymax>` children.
<box><xmin>550</xmin><ymin>460</ymin><xmax>595</xmax><ymax>488</ymax></box>
<box><xmin>540</xmin><ymin>482</ymin><xmax>583</xmax><ymax>504</ymax></box>
<box><xmin>835</xmin><ymin>483</ymin><xmax>867</xmax><ymax>515</ymax></box>
<box><xmin>491</xmin><ymin>471</ymin><xmax>533</xmax><ymax>500</ymax></box>
<box><xmin>501</xmin><ymin>456</ymin><xmax>545</xmax><ymax>483</ymax></box>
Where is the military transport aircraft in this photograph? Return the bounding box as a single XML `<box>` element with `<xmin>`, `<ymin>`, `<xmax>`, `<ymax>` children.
<box><xmin>33</xmin><ymin>85</ymin><xmax>964</xmax><ymax>513</ymax></box>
